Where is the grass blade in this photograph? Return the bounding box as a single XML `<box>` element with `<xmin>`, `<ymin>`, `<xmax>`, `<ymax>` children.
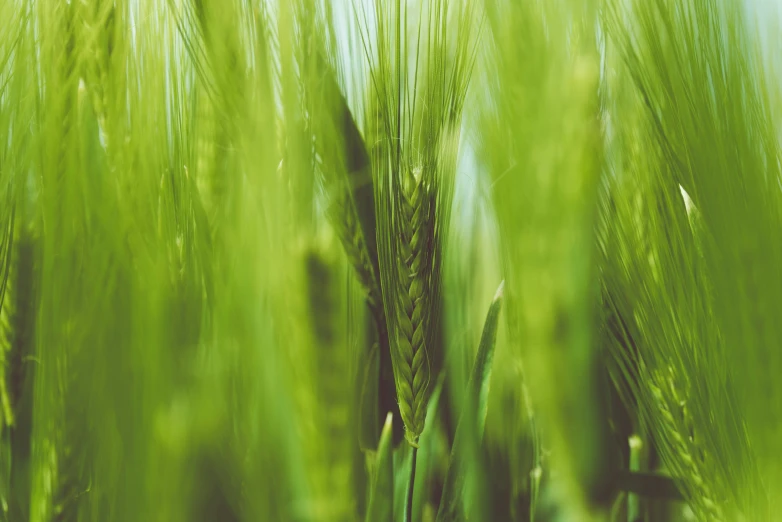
<box><xmin>366</xmin><ymin>413</ymin><xmax>395</xmax><ymax>522</ymax></box>
<box><xmin>436</xmin><ymin>280</ymin><xmax>503</xmax><ymax>522</ymax></box>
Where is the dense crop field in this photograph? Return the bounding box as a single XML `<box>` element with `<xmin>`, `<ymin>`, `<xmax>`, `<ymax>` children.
<box><xmin>0</xmin><ymin>0</ymin><xmax>780</xmax><ymax>520</ymax></box>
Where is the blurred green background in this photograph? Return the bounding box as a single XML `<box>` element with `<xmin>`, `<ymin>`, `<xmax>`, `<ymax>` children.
<box><xmin>0</xmin><ymin>0</ymin><xmax>781</xmax><ymax>521</ymax></box>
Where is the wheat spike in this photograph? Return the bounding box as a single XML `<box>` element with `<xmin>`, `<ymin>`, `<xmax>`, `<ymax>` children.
<box><xmin>329</xmin><ymin>193</ymin><xmax>384</xmax><ymax>334</ymax></box>
<box><xmin>648</xmin><ymin>379</ymin><xmax>723</xmax><ymax>522</ymax></box>
<box><xmin>0</xmin><ymin>223</ymin><xmax>37</xmax><ymax>428</ymax></box>
<box><xmin>394</xmin><ymin>167</ymin><xmax>433</xmax><ymax>446</ymax></box>
<box><xmin>0</xmin><ymin>217</ymin><xmax>13</xmax><ymax>430</ymax></box>
<box><xmin>360</xmin><ymin>0</ymin><xmax>477</xmax><ymax>447</ymax></box>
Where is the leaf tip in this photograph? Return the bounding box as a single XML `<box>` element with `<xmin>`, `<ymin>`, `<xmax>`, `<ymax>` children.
<box><xmin>381</xmin><ymin>412</ymin><xmax>393</xmax><ymax>437</ymax></box>
<box><xmin>493</xmin><ymin>280</ymin><xmax>505</xmax><ymax>303</ymax></box>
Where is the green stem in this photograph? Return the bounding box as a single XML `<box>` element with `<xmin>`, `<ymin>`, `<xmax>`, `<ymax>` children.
<box><xmin>406</xmin><ymin>446</ymin><xmax>418</xmax><ymax>522</ymax></box>
<box><xmin>628</xmin><ymin>435</ymin><xmax>642</xmax><ymax>522</ymax></box>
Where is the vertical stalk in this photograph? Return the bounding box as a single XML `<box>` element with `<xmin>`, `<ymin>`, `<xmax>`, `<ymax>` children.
<box><xmin>406</xmin><ymin>446</ymin><xmax>418</xmax><ymax>522</ymax></box>
<box><xmin>628</xmin><ymin>435</ymin><xmax>643</xmax><ymax>522</ymax></box>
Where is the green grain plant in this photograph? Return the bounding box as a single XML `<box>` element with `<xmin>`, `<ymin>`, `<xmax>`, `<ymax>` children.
<box><xmin>3</xmin><ymin>0</ymin><xmax>782</xmax><ymax>521</ymax></box>
<box><xmin>360</xmin><ymin>0</ymin><xmax>479</xmax><ymax>450</ymax></box>
<box><xmin>600</xmin><ymin>0</ymin><xmax>782</xmax><ymax>519</ymax></box>
<box><xmin>350</xmin><ymin>3</ymin><xmax>481</xmax><ymax>519</ymax></box>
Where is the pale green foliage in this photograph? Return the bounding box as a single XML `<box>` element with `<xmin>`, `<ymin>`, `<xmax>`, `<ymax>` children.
<box><xmin>0</xmin><ymin>0</ymin><xmax>781</xmax><ymax>521</ymax></box>
<box><xmin>477</xmin><ymin>0</ymin><xmax>606</xmax><ymax>518</ymax></box>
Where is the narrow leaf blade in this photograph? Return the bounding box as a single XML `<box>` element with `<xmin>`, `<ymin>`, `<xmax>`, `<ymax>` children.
<box><xmin>436</xmin><ymin>281</ymin><xmax>504</xmax><ymax>521</ymax></box>
<box><xmin>366</xmin><ymin>413</ymin><xmax>395</xmax><ymax>522</ymax></box>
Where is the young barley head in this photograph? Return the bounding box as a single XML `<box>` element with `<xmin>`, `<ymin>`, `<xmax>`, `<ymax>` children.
<box><xmin>360</xmin><ymin>0</ymin><xmax>480</xmax><ymax>446</ymax></box>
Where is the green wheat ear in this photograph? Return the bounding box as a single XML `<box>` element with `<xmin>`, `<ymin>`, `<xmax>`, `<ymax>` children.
<box><xmin>648</xmin><ymin>375</ymin><xmax>723</xmax><ymax>522</ymax></box>
<box><xmin>393</xmin><ymin>166</ymin><xmax>434</xmax><ymax>445</ymax></box>
<box><xmin>329</xmin><ymin>190</ymin><xmax>385</xmax><ymax>335</ymax></box>
<box><xmin>362</xmin><ymin>0</ymin><xmax>479</xmax><ymax>447</ymax></box>
<box><xmin>362</xmin><ymin>0</ymin><xmax>479</xmax><ymax>448</ymax></box>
